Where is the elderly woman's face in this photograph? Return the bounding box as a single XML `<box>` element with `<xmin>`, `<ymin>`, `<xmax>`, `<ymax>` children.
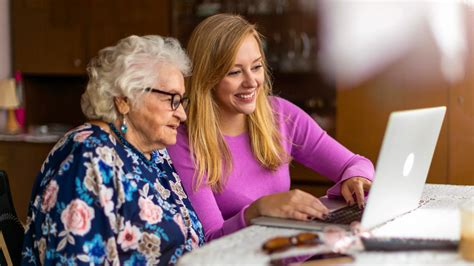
<box><xmin>127</xmin><ymin>65</ymin><xmax>187</xmax><ymax>150</ymax></box>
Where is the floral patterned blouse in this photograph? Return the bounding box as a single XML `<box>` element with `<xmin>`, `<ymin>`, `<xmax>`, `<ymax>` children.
<box><xmin>21</xmin><ymin>123</ymin><xmax>205</xmax><ymax>265</ymax></box>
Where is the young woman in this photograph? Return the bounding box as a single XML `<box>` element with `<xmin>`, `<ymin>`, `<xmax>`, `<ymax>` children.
<box><xmin>167</xmin><ymin>14</ymin><xmax>374</xmax><ymax>241</ymax></box>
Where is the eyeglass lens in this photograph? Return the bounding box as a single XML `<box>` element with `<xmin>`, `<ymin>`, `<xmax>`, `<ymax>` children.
<box><xmin>171</xmin><ymin>95</ymin><xmax>188</xmax><ymax>110</ymax></box>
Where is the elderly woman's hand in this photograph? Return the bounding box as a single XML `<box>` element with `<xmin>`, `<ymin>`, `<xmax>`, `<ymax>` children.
<box><xmin>244</xmin><ymin>189</ymin><xmax>329</xmax><ymax>225</ymax></box>
<box><xmin>341</xmin><ymin>177</ymin><xmax>372</xmax><ymax>208</ymax></box>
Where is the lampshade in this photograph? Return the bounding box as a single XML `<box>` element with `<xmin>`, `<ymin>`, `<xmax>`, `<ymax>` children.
<box><xmin>0</xmin><ymin>79</ymin><xmax>18</xmax><ymax>109</ymax></box>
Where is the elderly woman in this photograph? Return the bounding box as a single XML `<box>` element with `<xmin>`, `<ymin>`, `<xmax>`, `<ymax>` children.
<box><xmin>21</xmin><ymin>35</ymin><xmax>204</xmax><ymax>265</ymax></box>
<box><xmin>167</xmin><ymin>14</ymin><xmax>374</xmax><ymax>241</ymax></box>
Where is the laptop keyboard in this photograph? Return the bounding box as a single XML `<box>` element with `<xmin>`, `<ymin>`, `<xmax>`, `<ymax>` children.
<box><xmin>313</xmin><ymin>204</ymin><xmax>364</xmax><ymax>225</ymax></box>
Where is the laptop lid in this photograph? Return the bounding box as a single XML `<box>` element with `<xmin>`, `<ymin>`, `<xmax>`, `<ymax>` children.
<box><xmin>361</xmin><ymin>106</ymin><xmax>446</xmax><ymax>229</ymax></box>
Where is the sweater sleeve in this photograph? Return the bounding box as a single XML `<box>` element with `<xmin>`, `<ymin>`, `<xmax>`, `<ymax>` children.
<box><xmin>167</xmin><ymin>127</ymin><xmax>247</xmax><ymax>241</ymax></box>
<box><xmin>274</xmin><ymin>97</ymin><xmax>375</xmax><ymax>198</ymax></box>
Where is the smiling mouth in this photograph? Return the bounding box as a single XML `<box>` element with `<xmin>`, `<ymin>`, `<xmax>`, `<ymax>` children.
<box><xmin>235</xmin><ymin>91</ymin><xmax>255</xmax><ymax>99</ymax></box>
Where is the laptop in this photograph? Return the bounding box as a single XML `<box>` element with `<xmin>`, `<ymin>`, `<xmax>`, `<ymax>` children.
<box><xmin>252</xmin><ymin>106</ymin><xmax>446</xmax><ymax>231</ymax></box>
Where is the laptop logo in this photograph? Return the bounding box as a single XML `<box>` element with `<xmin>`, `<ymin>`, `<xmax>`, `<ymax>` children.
<box><xmin>403</xmin><ymin>153</ymin><xmax>415</xmax><ymax>177</ymax></box>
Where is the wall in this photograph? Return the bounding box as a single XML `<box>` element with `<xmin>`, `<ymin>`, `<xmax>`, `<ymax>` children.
<box><xmin>0</xmin><ymin>0</ymin><xmax>10</xmax><ymax>79</ymax></box>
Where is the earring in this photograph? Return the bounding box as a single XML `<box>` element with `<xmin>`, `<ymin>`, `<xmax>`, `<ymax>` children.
<box><xmin>120</xmin><ymin>116</ymin><xmax>128</xmax><ymax>134</ymax></box>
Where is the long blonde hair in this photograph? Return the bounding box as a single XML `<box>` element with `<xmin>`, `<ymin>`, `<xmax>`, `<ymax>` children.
<box><xmin>186</xmin><ymin>14</ymin><xmax>288</xmax><ymax>192</ymax></box>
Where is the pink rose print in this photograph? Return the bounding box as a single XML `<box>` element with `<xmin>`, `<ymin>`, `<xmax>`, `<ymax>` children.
<box><xmin>138</xmin><ymin>197</ymin><xmax>163</xmax><ymax>225</ymax></box>
<box><xmin>173</xmin><ymin>214</ymin><xmax>187</xmax><ymax>237</ymax></box>
<box><xmin>99</xmin><ymin>185</ymin><xmax>114</xmax><ymax>213</ymax></box>
<box><xmin>60</xmin><ymin>199</ymin><xmax>95</xmax><ymax>236</ymax></box>
<box><xmin>41</xmin><ymin>180</ymin><xmax>59</xmax><ymax>212</ymax></box>
<box><xmin>190</xmin><ymin>228</ymin><xmax>200</xmax><ymax>249</ymax></box>
<box><xmin>117</xmin><ymin>221</ymin><xmax>142</xmax><ymax>251</ymax></box>
<box><xmin>38</xmin><ymin>238</ymin><xmax>46</xmax><ymax>265</ymax></box>
<box><xmin>73</xmin><ymin>130</ymin><xmax>93</xmax><ymax>142</ymax></box>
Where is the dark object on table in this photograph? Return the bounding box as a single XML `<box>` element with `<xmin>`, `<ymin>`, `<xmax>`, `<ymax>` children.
<box><xmin>361</xmin><ymin>236</ymin><xmax>459</xmax><ymax>251</ymax></box>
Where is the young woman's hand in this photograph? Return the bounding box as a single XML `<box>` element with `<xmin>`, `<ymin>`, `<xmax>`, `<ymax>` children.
<box><xmin>341</xmin><ymin>177</ymin><xmax>372</xmax><ymax>208</ymax></box>
<box><xmin>244</xmin><ymin>189</ymin><xmax>329</xmax><ymax>225</ymax></box>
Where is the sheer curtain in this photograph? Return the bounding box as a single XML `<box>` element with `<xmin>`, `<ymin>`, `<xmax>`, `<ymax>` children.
<box><xmin>0</xmin><ymin>0</ymin><xmax>11</xmax><ymax>130</ymax></box>
<box><xmin>0</xmin><ymin>0</ymin><xmax>11</xmax><ymax>80</ymax></box>
<box><xmin>317</xmin><ymin>0</ymin><xmax>467</xmax><ymax>87</ymax></box>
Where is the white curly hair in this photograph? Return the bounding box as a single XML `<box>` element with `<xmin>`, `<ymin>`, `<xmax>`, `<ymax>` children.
<box><xmin>81</xmin><ymin>35</ymin><xmax>191</xmax><ymax>122</ymax></box>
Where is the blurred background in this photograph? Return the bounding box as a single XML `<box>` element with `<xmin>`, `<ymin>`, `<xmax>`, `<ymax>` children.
<box><xmin>0</xmin><ymin>0</ymin><xmax>472</xmax><ymax>223</ymax></box>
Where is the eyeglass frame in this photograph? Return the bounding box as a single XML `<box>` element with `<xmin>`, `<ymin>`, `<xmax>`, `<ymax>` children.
<box><xmin>144</xmin><ymin>87</ymin><xmax>189</xmax><ymax>110</ymax></box>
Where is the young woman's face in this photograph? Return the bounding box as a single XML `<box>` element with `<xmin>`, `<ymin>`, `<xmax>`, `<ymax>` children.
<box><xmin>127</xmin><ymin>65</ymin><xmax>187</xmax><ymax>150</ymax></box>
<box><xmin>214</xmin><ymin>34</ymin><xmax>265</xmax><ymax>118</ymax></box>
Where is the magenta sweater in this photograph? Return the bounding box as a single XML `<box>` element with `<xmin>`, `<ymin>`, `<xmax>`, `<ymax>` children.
<box><xmin>167</xmin><ymin>97</ymin><xmax>374</xmax><ymax>241</ymax></box>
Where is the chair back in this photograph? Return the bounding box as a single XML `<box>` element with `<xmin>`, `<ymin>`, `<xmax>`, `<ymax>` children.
<box><xmin>0</xmin><ymin>170</ymin><xmax>25</xmax><ymax>266</ymax></box>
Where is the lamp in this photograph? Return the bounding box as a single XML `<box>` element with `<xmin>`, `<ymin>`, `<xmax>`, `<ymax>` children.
<box><xmin>0</xmin><ymin>79</ymin><xmax>20</xmax><ymax>134</ymax></box>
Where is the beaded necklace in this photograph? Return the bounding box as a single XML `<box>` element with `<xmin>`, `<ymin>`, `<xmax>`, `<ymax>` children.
<box><xmin>108</xmin><ymin>123</ymin><xmax>159</xmax><ymax>166</ymax></box>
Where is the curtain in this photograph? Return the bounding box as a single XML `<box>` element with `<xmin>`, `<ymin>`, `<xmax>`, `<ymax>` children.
<box><xmin>0</xmin><ymin>0</ymin><xmax>11</xmax><ymax>80</ymax></box>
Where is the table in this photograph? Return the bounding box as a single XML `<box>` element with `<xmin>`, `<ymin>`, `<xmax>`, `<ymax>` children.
<box><xmin>178</xmin><ymin>184</ymin><xmax>474</xmax><ymax>265</ymax></box>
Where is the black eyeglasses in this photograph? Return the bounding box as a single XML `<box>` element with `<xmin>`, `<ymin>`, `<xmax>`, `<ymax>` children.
<box><xmin>145</xmin><ymin>87</ymin><xmax>189</xmax><ymax>111</ymax></box>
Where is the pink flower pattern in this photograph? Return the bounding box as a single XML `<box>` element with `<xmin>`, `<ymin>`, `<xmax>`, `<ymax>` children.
<box><xmin>22</xmin><ymin>123</ymin><xmax>204</xmax><ymax>265</ymax></box>
<box><xmin>60</xmin><ymin>199</ymin><xmax>95</xmax><ymax>236</ymax></box>
<box><xmin>190</xmin><ymin>228</ymin><xmax>200</xmax><ymax>249</ymax></box>
<box><xmin>173</xmin><ymin>214</ymin><xmax>187</xmax><ymax>237</ymax></box>
<box><xmin>41</xmin><ymin>180</ymin><xmax>59</xmax><ymax>212</ymax></box>
<box><xmin>73</xmin><ymin>130</ymin><xmax>93</xmax><ymax>142</ymax></box>
<box><xmin>139</xmin><ymin>197</ymin><xmax>163</xmax><ymax>225</ymax></box>
<box><xmin>117</xmin><ymin>221</ymin><xmax>142</xmax><ymax>251</ymax></box>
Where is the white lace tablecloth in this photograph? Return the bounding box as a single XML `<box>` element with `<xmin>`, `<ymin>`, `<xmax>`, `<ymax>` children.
<box><xmin>178</xmin><ymin>184</ymin><xmax>474</xmax><ymax>266</ymax></box>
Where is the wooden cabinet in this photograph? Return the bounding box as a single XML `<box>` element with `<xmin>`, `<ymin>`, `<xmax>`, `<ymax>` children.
<box><xmin>12</xmin><ymin>0</ymin><xmax>86</xmax><ymax>74</ymax></box>
<box><xmin>0</xmin><ymin>141</ymin><xmax>54</xmax><ymax>223</ymax></box>
<box><xmin>336</xmin><ymin>7</ymin><xmax>474</xmax><ymax>185</ymax></box>
<box><xmin>12</xmin><ymin>0</ymin><xmax>171</xmax><ymax>75</ymax></box>
<box><xmin>12</xmin><ymin>0</ymin><xmax>171</xmax><ymax>126</ymax></box>
<box><xmin>448</xmin><ymin>9</ymin><xmax>474</xmax><ymax>185</ymax></box>
<box><xmin>87</xmin><ymin>0</ymin><xmax>171</xmax><ymax>60</ymax></box>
